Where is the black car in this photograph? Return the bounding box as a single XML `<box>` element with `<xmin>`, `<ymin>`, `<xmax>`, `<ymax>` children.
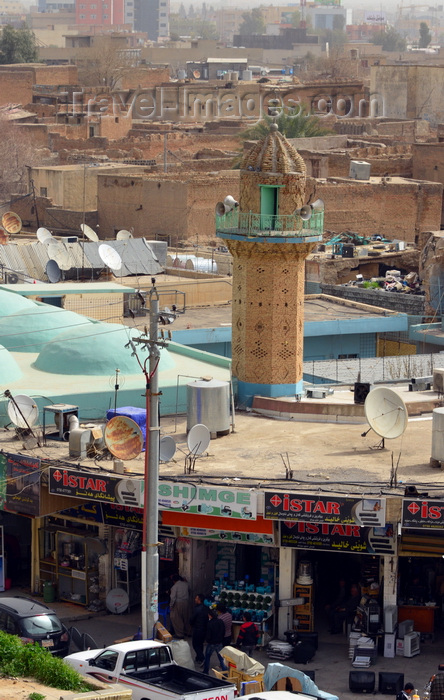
<box><xmin>0</xmin><ymin>595</ymin><xmax>70</xmax><ymax>656</ymax></box>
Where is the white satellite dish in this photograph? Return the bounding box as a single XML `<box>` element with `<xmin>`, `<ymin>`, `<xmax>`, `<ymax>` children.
<box><xmin>106</xmin><ymin>587</ymin><xmax>129</xmax><ymax>614</ymax></box>
<box><xmin>37</xmin><ymin>227</ymin><xmax>53</xmax><ymax>244</ymax></box>
<box><xmin>364</xmin><ymin>387</ymin><xmax>408</xmax><ymax>440</ymax></box>
<box><xmin>116</xmin><ymin>229</ymin><xmax>133</xmax><ymax>241</ymax></box>
<box><xmin>160</xmin><ymin>435</ymin><xmax>176</xmax><ymax>462</ymax></box>
<box><xmin>7</xmin><ymin>394</ymin><xmax>39</xmax><ymax>428</ymax></box>
<box><xmin>99</xmin><ymin>244</ymin><xmax>122</xmax><ymax>271</ymax></box>
<box><xmin>47</xmin><ymin>240</ymin><xmax>71</xmax><ymax>270</ymax></box>
<box><xmin>80</xmin><ymin>223</ymin><xmax>99</xmax><ymax>242</ymax></box>
<box><xmin>187</xmin><ymin>424</ymin><xmax>211</xmax><ymax>455</ymax></box>
<box><xmin>46</xmin><ymin>259</ymin><xmax>62</xmax><ymax>283</ymax></box>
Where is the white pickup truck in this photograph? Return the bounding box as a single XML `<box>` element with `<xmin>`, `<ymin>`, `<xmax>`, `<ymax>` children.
<box><xmin>64</xmin><ymin>639</ymin><xmax>238</xmax><ymax>700</ymax></box>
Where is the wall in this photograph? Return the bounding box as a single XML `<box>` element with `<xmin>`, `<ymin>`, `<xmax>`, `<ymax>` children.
<box><xmin>321</xmin><ymin>283</ymin><xmax>426</xmax><ymax>315</ymax></box>
<box><xmin>0</xmin><ymin>70</ymin><xmax>34</xmax><ymax>106</ymax></box>
<box><xmin>316</xmin><ymin>177</ymin><xmax>442</xmax><ymax>242</ymax></box>
<box><xmin>370</xmin><ymin>64</ymin><xmax>444</xmax><ymax>124</ymax></box>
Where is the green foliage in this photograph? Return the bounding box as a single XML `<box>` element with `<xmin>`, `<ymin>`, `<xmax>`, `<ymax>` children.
<box><xmin>419</xmin><ymin>21</ymin><xmax>432</xmax><ymax>48</ymax></box>
<box><xmin>169</xmin><ymin>13</ymin><xmax>218</xmax><ymax>39</ymax></box>
<box><xmin>0</xmin><ymin>631</ymin><xmax>92</xmax><ymax>692</ymax></box>
<box><xmin>238</xmin><ymin>8</ymin><xmax>265</xmax><ymax>36</ymax></box>
<box><xmin>0</xmin><ymin>24</ymin><xmax>38</xmax><ymax>64</ymax></box>
<box><xmin>29</xmin><ymin>694</ymin><xmax>46</xmax><ymax>700</ymax></box>
<box><xmin>372</xmin><ymin>27</ymin><xmax>406</xmax><ymax>52</ymax></box>
<box><xmin>318</xmin><ymin>27</ymin><xmax>347</xmax><ymax>48</ymax></box>
<box><xmin>362</xmin><ymin>281</ymin><xmax>380</xmax><ymax>289</ymax></box>
<box><xmin>239</xmin><ymin>105</ymin><xmax>333</xmax><ymax>141</ymax></box>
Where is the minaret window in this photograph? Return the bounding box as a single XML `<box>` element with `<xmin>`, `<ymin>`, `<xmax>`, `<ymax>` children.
<box><xmin>260</xmin><ymin>185</ymin><xmax>279</xmax><ymax>230</ymax></box>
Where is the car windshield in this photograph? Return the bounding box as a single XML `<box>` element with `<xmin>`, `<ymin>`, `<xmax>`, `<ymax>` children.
<box><xmin>21</xmin><ymin>614</ymin><xmax>62</xmax><ymax>635</ymax></box>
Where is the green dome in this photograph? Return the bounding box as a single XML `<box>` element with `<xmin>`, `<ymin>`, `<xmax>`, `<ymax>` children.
<box><xmin>0</xmin><ymin>344</ymin><xmax>22</xmax><ymax>381</ymax></box>
<box><xmin>33</xmin><ymin>323</ymin><xmax>175</xmax><ymax>375</ymax></box>
<box><xmin>0</xmin><ymin>305</ymin><xmax>92</xmax><ymax>353</ymax></box>
<box><xmin>0</xmin><ymin>289</ymin><xmax>37</xmax><ymax>315</ymax></box>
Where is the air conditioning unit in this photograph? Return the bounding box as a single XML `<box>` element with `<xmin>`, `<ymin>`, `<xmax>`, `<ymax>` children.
<box><xmin>306</xmin><ymin>388</ymin><xmax>333</xmax><ymax>399</ymax></box>
<box><xmin>349</xmin><ymin>160</ymin><xmax>371</xmax><ymax>180</ymax></box>
<box><xmin>433</xmin><ymin>368</ymin><xmax>444</xmax><ymax>393</ymax></box>
<box><xmin>6</xmin><ymin>270</ymin><xmax>23</xmax><ymax>284</ymax></box>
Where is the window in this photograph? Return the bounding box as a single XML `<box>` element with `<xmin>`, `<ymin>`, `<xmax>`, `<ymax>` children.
<box><xmin>79</xmin><ymin>3</ymin><xmax>85</xmax><ymax>7</ymax></box>
<box><xmin>91</xmin><ymin>13</ymin><xmax>96</xmax><ymax>17</ymax></box>
<box><xmin>160</xmin><ymin>22</ymin><xmax>166</xmax><ymax>26</ymax></box>
<box><xmin>90</xmin><ymin>3</ymin><xmax>96</xmax><ymax>7</ymax></box>
<box><xmin>103</xmin><ymin>13</ymin><xmax>108</xmax><ymax>17</ymax></box>
<box><xmin>40</xmin><ymin>187</ymin><xmax>48</xmax><ymax>197</ymax></box>
<box><xmin>160</xmin><ymin>12</ymin><xmax>166</xmax><ymax>15</ymax></box>
<box><xmin>94</xmin><ymin>650</ymin><xmax>119</xmax><ymax>671</ymax></box>
<box><xmin>79</xmin><ymin>13</ymin><xmax>85</xmax><ymax>17</ymax></box>
<box><xmin>127</xmin><ymin>11</ymin><xmax>132</xmax><ymax>14</ymax></box>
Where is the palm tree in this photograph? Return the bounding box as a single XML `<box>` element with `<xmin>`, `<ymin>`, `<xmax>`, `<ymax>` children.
<box><xmin>232</xmin><ymin>106</ymin><xmax>333</xmax><ymax>168</ymax></box>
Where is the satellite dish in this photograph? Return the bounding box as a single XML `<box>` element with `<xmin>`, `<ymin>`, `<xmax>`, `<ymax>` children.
<box><xmin>99</xmin><ymin>244</ymin><xmax>122</xmax><ymax>271</ymax></box>
<box><xmin>2</xmin><ymin>211</ymin><xmax>22</xmax><ymax>234</ymax></box>
<box><xmin>364</xmin><ymin>387</ymin><xmax>408</xmax><ymax>439</ymax></box>
<box><xmin>116</xmin><ymin>229</ymin><xmax>133</xmax><ymax>240</ymax></box>
<box><xmin>106</xmin><ymin>587</ymin><xmax>129</xmax><ymax>614</ymax></box>
<box><xmin>187</xmin><ymin>423</ymin><xmax>211</xmax><ymax>455</ymax></box>
<box><xmin>193</xmin><ymin>69</ymin><xmax>201</xmax><ymax>79</ymax></box>
<box><xmin>47</xmin><ymin>240</ymin><xmax>71</xmax><ymax>270</ymax></box>
<box><xmin>104</xmin><ymin>415</ymin><xmax>143</xmax><ymax>460</ymax></box>
<box><xmin>37</xmin><ymin>227</ymin><xmax>53</xmax><ymax>244</ymax></box>
<box><xmin>7</xmin><ymin>394</ymin><xmax>39</xmax><ymax>428</ymax></box>
<box><xmin>80</xmin><ymin>223</ymin><xmax>99</xmax><ymax>242</ymax></box>
<box><xmin>46</xmin><ymin>259</ymin><xmax>62</xmax><ymax>283</ymax></box>
<box><xmin>160</xmin><ymin>435</ymin><xmax>176</xmax><ymax>462</ymax></box>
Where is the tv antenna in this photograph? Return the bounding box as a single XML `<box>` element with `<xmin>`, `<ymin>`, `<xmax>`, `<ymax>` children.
<box><xmin>159</xmin><ymin>435</ymin><xmax>176</xmax><ymax>462</ymax></box>
<box><xmin>104</xmin><ymin>415</ymin><xmax>144</xmax><ymax>460</ymax></box>
<box><xmin>46</xmin><ymin>259</ymin><xmax>62</xmax><ymax>283</ymax></box>
<box><xmin>99</xmin><ymin>244</ymin><xmax>122</xmax><ymax>272</ymax></box>
<box><xmin>47</xmin><ymin>240</ymin><xmax>72</xmax><ymax>271</ymax></box>
<box><xmin>2</xmin><ymin>211</ymin><xmax>22</xmax><ymax>234</ymax></box>
<box><xmin>116</xmin><ymin>229</ymin><xmax>133</xmax><ymax>241</ymax></box>
<box><xmin>184</xmin><ymin>423</ymin><xmax>210</xmax><ymax>473</ymax></box>
<box><xmin>5</xmin><ymin>390</ymin><xmax>41</xmax><ymax>446</ymax></box>
<box><xmin>362</xmin><ymin>386</ymin><xmax>408</xmax><ymax>449</ymax></box>
<box><xmin>36</xmin><ymin>227</ymin><xmax>53</xmax><ymax>244</ymax></box>
<box><xmin>80</xmin><ymin>223</ymin><xmax>99</xmax><ymax>242</ymax></box>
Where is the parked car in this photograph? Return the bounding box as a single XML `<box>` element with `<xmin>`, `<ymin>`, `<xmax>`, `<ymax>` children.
<box><xmin>0</xmin><ymin>595</ymin><xmax>69</xmax><ymax>656</ymax></box>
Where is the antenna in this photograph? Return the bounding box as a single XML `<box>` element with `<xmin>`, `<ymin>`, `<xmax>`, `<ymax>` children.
<box><xmin>46</xmin><ymin>259</ymin><xmax>62</xmax><ymax>283</ymax></box>
<box><xmin>48</xmin><ymin>240</ymin><xmax>72</xmax><ymax>271</ymax></box>
<box><xmin>80</xmin><ymin>223</ymin><xmax>99</xmax><ymax>242</ymax></box>
<box><xmin>6</xmin><ymin>392</ymin><xmax>39</xmax><ymax>428</ymax></box>
<box><xmin>2</xmin><ymin>211</ymin><xmax>22</xmax><ymax>234</ymax></box>
<box><xmin>159</xmin><ymin>435</ymin><xmax>176</xmax><ymax>462</ymax></box>
<box><xmin>106</xmin><ymin>587</ymin><xmax>129</xmax><ymax>614</ymax></box>
<box><xmin>37</xmin><ymin>227</ymin><xmax>53</xmax><ymax>244</ymax></box>
<box><xmin>116</xmin><ymin>229</ymin><xmax>133</xmax><ymax>240</ymax></box>
<box><xmin>363</xmin><ymin>386</ymin><xmax>408</xmax><ymax>449</ymax></box>
<box><xmin>99</xmin><ymin>244</ymin><xmax>122</xmax><ymax>272</ymax></box>
<box><xmin>104</xmin><ymin>415</ymin><xmax>143</xmax><ymax>460</ymax></box>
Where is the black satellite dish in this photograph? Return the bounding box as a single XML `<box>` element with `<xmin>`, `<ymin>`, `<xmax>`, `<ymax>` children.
<box><xmin>46</xmin><ymin>259</ymin><xmax>62</xmax><ymax>283</ymax></box>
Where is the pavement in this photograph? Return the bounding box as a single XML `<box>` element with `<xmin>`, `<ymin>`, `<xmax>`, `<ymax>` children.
<box><xmin>3</xmin><ymin>586</ymin><xmax>443</xmax><ymax>700</ymax></box>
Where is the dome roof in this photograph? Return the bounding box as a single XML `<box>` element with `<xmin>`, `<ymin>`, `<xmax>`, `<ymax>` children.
<box><xmin>241</xmin><ymin>125</ymin><xmax>306</xmax><ymax>175</ymax></box>
<box><xmin>0</xmin><ymin>306</ymin><xmax>92</xmax><ymax>353</ymax></box>
<box><xmin>33</xmin><ymin>323</ymin><xmax>175</xmax><ymax>375</ymax></box>
<box><xmin>0</xmin><ymin>289</ymin><xmax>37</xmax><ymax>316</ymax></box>
<box><xmin>0</xmin><ymin>344</ymin><xmax>22</xmax><ymax>382</ymax></box>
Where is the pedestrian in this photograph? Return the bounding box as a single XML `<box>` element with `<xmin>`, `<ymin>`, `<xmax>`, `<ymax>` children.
<box><xmin>190</xmin><ymin>593</ymin><xmax>209</xmax><ymax>666</ymax></box>
<box><xmin>203</xmin><ymin>609</ymin><xmax>227</xmax><ymax>675</ymax></box>
<box><xmin>236</xmin><ymin>611</ymin><xmax>259</xmax><ymax>657</ymax></box>
<box><xmin>396</xmin><ymin>683</ymin><xmax>415</xmax><ymax>700</ymax></box>
<box><xmin>216</xmin><ymin>603</ymin><xmax>232</xmax><ymax>647</ymax></box>
<box><xmin>429</xmin><ymin>665</ymin><xmax>444</xmax><ymax>700</ymax></box>
<box><xmin>169</xmin><ymin>574</ymin><xmax>190</xmax><ymax>640</ymax></box>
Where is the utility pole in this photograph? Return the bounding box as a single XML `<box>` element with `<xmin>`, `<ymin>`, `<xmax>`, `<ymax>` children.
<box><xmin>131</xmin><ymin>282</ymin><xmax>175</xmax><ymax>639</ymax></box>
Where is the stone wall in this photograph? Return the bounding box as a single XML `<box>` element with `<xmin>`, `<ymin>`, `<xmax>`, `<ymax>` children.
<box><xmin>321</xmin><ymin>283</ymin><xmax>425</xmax><ymax>315</ymax></box>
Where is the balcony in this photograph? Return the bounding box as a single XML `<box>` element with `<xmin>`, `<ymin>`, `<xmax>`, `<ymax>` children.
<box><xmin>215</xmin><ymin>209</ymin><xmax>324</xmax><ymax>239</ymax></box>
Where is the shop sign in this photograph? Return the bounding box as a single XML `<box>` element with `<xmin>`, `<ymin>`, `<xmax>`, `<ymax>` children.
<box><xmin>60</xmin><ymin>502</ymin><xmax>104</xmax><ymax>522</ymax></box>
<box><xmin>5</xmin><ymin>453</ymin><xmax>40</xmax><ymax>516</ymax></box>
<box><xmin>402</xmin><ymin>498</ymin><xmax>444</xmax><ymax>529</ymax></box>
<box><xmin>102</xmin><ymin>503</ymin><xmax>143</xmax><ymax>530</ymax></box>
<box><xmin>179</xmin><ymin>525</ymin><xmax>275</xmax><ymax>545</ymax></box>
<box><xmin>265</xmin><ymin>491</ymin><xmax>386</xmax><ymax>527</ymax></box>
<box><xmin>49</xmin><ymin>467</ymin><xmax>142</xmax><ymax>506</ymax></box>
<box><xmin>158</xmin><ymin>482</ymin><xmax>257</xmax><ymax>519</ymax></box>
<box><xmin>281</xmin><ymin>521</ymin><xmax>396</xmax><ymax>554</ymax></box>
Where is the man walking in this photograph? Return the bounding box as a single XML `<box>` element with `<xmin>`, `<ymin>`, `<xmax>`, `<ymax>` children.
<box><xmin>190</xmin><ymin>593</ymin><xmax>209</xmax><ymax>666</ymax></box>
<box><xmin>169</xmin><ymin>574</ymin><xmax>190</xmax><ymax>640</ymax></box>
<box><xmin>203</xmin><ymin>609</ymin><xmax>227</xmax><ymax>675</ymax></box>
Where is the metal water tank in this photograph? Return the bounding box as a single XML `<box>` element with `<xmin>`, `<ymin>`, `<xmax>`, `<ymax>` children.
<box><xmin>349</xmin><ymin>160</ymin><xmax>371</xmax><ymax>180</ymax></box>
<box><xmin>242</xmin><ymin>70</ymin><xmax>253</xmax><ymax>81</ymax></box>
<box><xmin>177</xmin><ymin>69</ymin><xmax>186</xmax><ymax>80</ymax></box>
<box><xmin>187</xmin><ymin>379</ymin><xmax>230</xmax><ymax>435</ymax></box>
<box><xmin>185</xmin><ymin>257</ymin><xmax>218</xmax><ymax>273</ymax></box>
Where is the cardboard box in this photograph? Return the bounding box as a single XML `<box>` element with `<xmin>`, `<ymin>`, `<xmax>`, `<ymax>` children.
<box><xmin>155</xmin><ymin>621</ymin><xmax>172</xmax><ymax>643</ymax></box>
<box><xmin>396</xmin><ymin>639</ymin><xmax>404</xmax><ymax>656</ymax></box>
<box><xmin>384</xmin><ymin>633</ymin><xmax>396</xmax><ymax>658</ymax></box>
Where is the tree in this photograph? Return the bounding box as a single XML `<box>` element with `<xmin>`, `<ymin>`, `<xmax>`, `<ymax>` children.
<box><xmin>76</xmin><ymin>42</ymin><xmax>135</xmax><ymax>90</ymax></box>
<box><xmin>419</xmin><ymin>21</ymin><xmax>432</xmax><ymax>48</ymax></box>
<box><xmin>238</xmin><ymin>8</ymin><xmax>265</xmax><ymax>36</ymax></box>
<box><xmin>0</xmin><ymin>25</ymin><xmax>38</xmax><ymax>64</ymax></box>
<box><xmin>372</xmin><ymin>26</ymin><xmax>406</xmax><ymax>52</ymax></box>
<box><xmin>239</xmin><ymin>106</ymin><xmax>333</xmax><ymax>141</ymax></box>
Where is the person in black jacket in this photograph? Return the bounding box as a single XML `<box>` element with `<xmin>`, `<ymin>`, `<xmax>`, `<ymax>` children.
<box><xmin>190</xmin><ymin>594</ymin><xmax>209</xmax><ymax>665</ymax></box>
<box><xmin>236</xmin><ymin>611</ymin><xmax>259</xmax><ymax>656</ymax></box>
<box><xmin>203</xmin><ymin>609</ymin><xmax>227</xmax><ymax>674</ymax></box>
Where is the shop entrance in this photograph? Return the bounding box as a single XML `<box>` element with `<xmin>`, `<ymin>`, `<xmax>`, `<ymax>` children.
<box><xmin>0</xmin><ymin>511</ymin><xmax>32</xmax><ymax>588</ymax></box>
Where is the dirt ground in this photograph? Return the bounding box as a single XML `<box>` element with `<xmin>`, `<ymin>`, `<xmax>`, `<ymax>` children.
<box><xmin>1</xmin><ymin>676</ymin><xmax>64</xmax><ymax>699</ymax></box>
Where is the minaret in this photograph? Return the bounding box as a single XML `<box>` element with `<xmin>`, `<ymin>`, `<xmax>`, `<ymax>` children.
<box><xmin>216</xmin><ymin>123</ymin><xmax>324</xmax><ymax>407</ymax></box>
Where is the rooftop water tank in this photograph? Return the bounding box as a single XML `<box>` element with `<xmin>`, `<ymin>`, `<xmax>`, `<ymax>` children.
<box><xmin>187</xmin><ymin>378</ymin><xmax>230</xmax><ymax>436</ymax></box>
<box><xmin>431</xmin><ymin>407</ymin><xmax>444</xmax><ymax>464</ymax></box>
<box><xmin>185</xmin><ymin>256</ymin><xmax>218</xmax><ymax>273</ymax></box>
<box><xmin>242</xmin><ymin>70</ymin><xmax>253</xmax><ymax>81</ymax></box>
<box><xmin>349</xmin><ymin>160</ymin><xmax>371</xmax><ymax>180</ymax></box>
<box><xmin>177</xmin><ymin>69</ymin><xmax>186</xmax><ymax>80</ymax></box>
